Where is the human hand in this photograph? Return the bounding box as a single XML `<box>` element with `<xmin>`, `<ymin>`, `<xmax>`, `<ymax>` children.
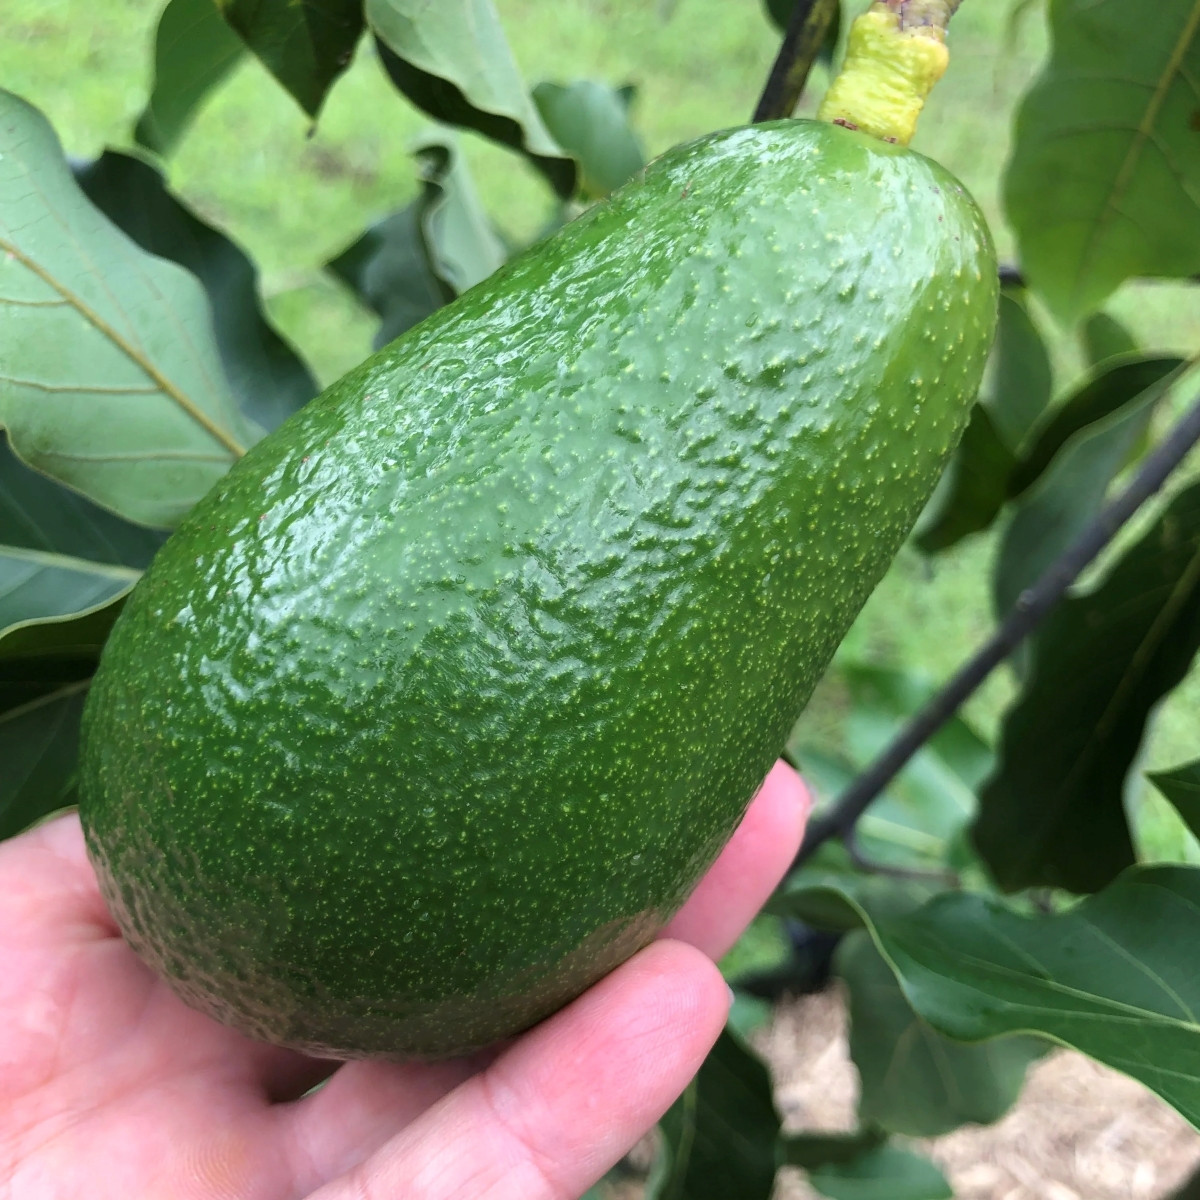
<box><xmin>1</xmin><ymin>762</ymin><xmax>808</xmax><ymax>1200</ymax></box>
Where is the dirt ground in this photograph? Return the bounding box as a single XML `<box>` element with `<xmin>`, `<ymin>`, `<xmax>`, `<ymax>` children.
<box><xmin>762</xmin><ymin>986</ymin><xmax>1200</xmax><ymax>1200</ymax></box>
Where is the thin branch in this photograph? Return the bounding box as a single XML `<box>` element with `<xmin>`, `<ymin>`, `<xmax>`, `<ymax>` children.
<box><xmin>753</xmin><ymin>0</ymin><xmax>841</xmax><ymax>123</ymax></box>
<box><xmin>792</xmin><ymin>383</ymin><xmax>1200</xmax><ymax>870</ymax></box>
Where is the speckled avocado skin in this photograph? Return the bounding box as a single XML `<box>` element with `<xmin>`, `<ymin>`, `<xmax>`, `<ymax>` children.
<box><xmin>79</xmin><ymin>120</ymin><xmax>996</xmax><ymax>1060</ymax></box>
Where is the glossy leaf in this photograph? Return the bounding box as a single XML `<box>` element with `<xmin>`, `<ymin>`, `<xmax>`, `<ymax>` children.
<box><xmin>837</xmin><ymin>931</ymin><xmax>1043</xmax><ymax>1138</ymax></box>
<box><xmin>532</xmin><ymin>81</ymin><xmax>644</xmax><ymax>200</ymax></box>
<box><xmin>74</xmin><ymin>150</ymin><xmax>317</xmax><ymax>432</ymax></box>
<box><xmin>977</xmin><ymin>482</ymin><xmax>1200</xmax><ymax>893</ymax></box>
<box><xmin>1007</xmin><ymin>356</ymin><xmax>1183</xmax><ymax>500</ymax></box>
<box><xmin>993</xmin><ymin>358</ymin><xmax>1181</xmax><ymax>620</ymax></box>
<box><xmin>985</xmin><ymin>291</ymin><xmax>1053</xmax><ymax>454</ymax></box>
<box><xmin>914</xmin><ymin>404</ymin><xmax>1015</xmax><ymax>554</ymax></box>
<box><xmin>1148</xmin><ymin>760</ymin><xmax>1200</xmax><ymax>843</ymax></box>
<box><xmin>648</xmin><ymin>1030</ymin><xmax>781</xmax><ymax>1200</ymax></box>
<box><xmin>0</xmin><ymin>91</ymin><xmax>252</xmax><ymax>527</ymax></box>
<box><xmin>0</xmin><ymin>681</ymin><xmax>89</xmax><ymax>839</ymax></box>
<box><xmin>874</xmin><ymin>865</ymin><xmax>1200</xmax><ymax>1128</ymax></box>
<box><xmin>328</xmin><ymin>131</ymin><xmax>505</xmax><ymax>348</ymax></box>
<box><xmin>134</xmin><ymin>0</ymin><xmax>245</xmax><ymax>155</ymax></box>
<box><xmin>367</xmin><ymin>0</ymin><xmax>576</xmax><ymax>199</ymax></box>
<box><xmin>807</xmin><ymin>1144</ymin><xmax>952</xmax><ymax>1200</ymax></box>
<box><xmin>1004</xmin><ymin>0</ymin><xmax>1200</xmax><ymax>323</ymax></box>
<box><xmin>1083</xmin><ymin>311</ymin><xmax>1139</xmax><ymax>368</ymax></box>
<box><xmin>216</xmin><ymin>0</ymin><xmax>363</xmax><ymax>118</ymax></box>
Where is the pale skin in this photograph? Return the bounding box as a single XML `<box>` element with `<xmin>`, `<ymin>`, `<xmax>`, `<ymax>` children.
<box><xmin>0</xmin><ymin>761</ymin><xmax>809</xmax><ymax>1200</ymax></box>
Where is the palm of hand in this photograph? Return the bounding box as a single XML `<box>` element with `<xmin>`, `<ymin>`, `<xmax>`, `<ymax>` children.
<box><xmin>0</xmin><ymin>763</ymin><xmax>805</xmax><ymax>1200</ymax></box>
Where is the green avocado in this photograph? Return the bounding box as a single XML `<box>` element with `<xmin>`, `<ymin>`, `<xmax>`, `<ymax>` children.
<box><xmin>78</xmin><ymin>119</ymin><xmax>996</xmax><ymax>1060</ymax></box>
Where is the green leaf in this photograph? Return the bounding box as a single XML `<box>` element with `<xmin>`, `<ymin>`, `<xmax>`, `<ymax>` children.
<box><xmin>215</xmin><ymin>0</ymin><xmax>363</xmax><ymax>119</ymax></box>
<box><xmin>977</xmin><ymin>481</ymin><xmax>1200</xmax><ymax>893</ymax></box>
<box><xmin>807</xmin><ymin>1144</ymin><xmax>952</xmax><ymax>1200</ymax></box>
<box><xmin>367</xmin><ymin>0</ymin><xmax>576</xmax><ymax>199</ymax></box>
<box><xmin>532</xmin><ymin>81</ymin><xmax>644</xmax><ymax>200</ymax></box>
<box><xmin>1149</xmin><ymin>759</ymin><xmax>1200</xmax><ymax>842</ymax></box>
<box><xmin>0</xmin><ymin>91</ymin><xmax>252</xmax><ymax>528</ymax></box>
<box><xmin>1083</xmin><ymin>311</ymin><xmax>1139</xmax><ymax>368</ymax></box>
<box><xmin>768</xmin><ymin>841</ymin><xmax>940</xmax><ymax>933</ymax></box>
<box><xmin>994</xmin><ymin>357</ymin><xmax>1183</xmax><ymax>619</ymax></box>
<box><xmin>914</xmin><ymin>404</ymin><xmax>1016</xmax><ymax>554</ymax></box>
<box><xmin>836</xmin><ymin>931</ymin><xmax>1043</xmax><ymax>1138</ymax></box>
<box><xmin>1007</xmin><ymin>356</ymin><xmax>1183</xmax><ymax>500</ymax></box>
<box><xmin>0</xmin><ymin>426</ymin><xmax>156</xmax><ymax>739</ymax></box>
<box><xmin>648</xmin><ymin>1030</ymin><xmax>781</xmax><ymax>1200</ymax></box>
<box><xmin>873</xmin><ymin>865</ymin><xmax>1200</xmax><ymax>1128</ymax></box>
<box><xmin>1004</xmin><ymin>0</ymin><xmax>1200</xmax><ymax>323</ymax></box>
<box><xmin>134</xmin><ymin>0</ymin><xmax>246</xmax><ymax>155</ymax></box>
<box><xmin>985</xmin><ymin>291</ymin><xmax>1054</xmax><ymax>454</ymax></box>
<box><xmin>0</xmin><ymin>680</ymin><xmax>89</xmax><ymax>839</ymax></box>
<box><xmin>328</xmin><ymin>130</ymin><xmax>506</xmax><ymax>348</ymax></box>
<box><xmin>74</xmin><ymin>149</ymin><xmax>317</xmax><ymax>432</ymax></box>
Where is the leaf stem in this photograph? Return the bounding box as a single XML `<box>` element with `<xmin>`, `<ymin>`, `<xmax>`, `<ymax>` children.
<box><xmin>753</xmin><ymin>0</ymin><xmax>841</xmax><ymax>123</ymax></box>
<box><xmin>792</xmin><ymin>380</ymin><xmax>1200</xmax><ymax>870</ymax></box>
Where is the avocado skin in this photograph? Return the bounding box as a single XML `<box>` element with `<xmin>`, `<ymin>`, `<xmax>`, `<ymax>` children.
<box><xmin>79</xmin><ymin>120</ymin><xmax>996</xmax><ymax>1060</ymax></box>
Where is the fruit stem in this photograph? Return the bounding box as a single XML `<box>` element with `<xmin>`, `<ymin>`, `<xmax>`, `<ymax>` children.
<box><xmin>752</xmin><ymin>0</ymin><xmax>841</xmax><ymax>123</ymax></box>
<box><xmin>816</xmin><ymin>0</ymin><xmax>962</xmax><ymax>146</ymax></box>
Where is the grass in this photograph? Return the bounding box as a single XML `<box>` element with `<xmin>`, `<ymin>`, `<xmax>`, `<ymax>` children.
<box><xmin>4</xmin><ymin>0</ymin><xmax>1200</xmax><ymax>863</ymax></box>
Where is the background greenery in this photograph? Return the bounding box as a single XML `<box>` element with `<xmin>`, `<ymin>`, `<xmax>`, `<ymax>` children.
<box><xmin>6</xmin><ymin>0</ymin><xmax>1199</xmax><ymax>862</ymax></box>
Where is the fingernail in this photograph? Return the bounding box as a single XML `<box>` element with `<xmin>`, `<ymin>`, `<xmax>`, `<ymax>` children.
<box><xmin>726</xmin><ymin>983</ymin><xmax>737</xmax><ymax>1009</ymax></box>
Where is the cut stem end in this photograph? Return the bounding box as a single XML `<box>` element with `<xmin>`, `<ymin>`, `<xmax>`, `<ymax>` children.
<box><xmin>816</xmin><ymin>4</ymin><xmax>950</xmax><ymax>146</ymax></box>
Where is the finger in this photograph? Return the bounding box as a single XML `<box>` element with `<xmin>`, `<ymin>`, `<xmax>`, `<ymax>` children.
<box><xmin>661</xmin><ymin>759</ymin><xmax>809</xmax><ymax>960</ymax></box>
<box><xmin>277</xmin><ymin>1056</ymin><xmax>481</xmax><ymax>1190</ymax></box>
<box><xmin>302</xmin><ymin>939</ymin><xmax>729</xmax><ymax>1200</ymax></box>
<box><xmin>0</xmin><ymin>813</ymin><xmax>117</xmax><ymax>944</ymax></box>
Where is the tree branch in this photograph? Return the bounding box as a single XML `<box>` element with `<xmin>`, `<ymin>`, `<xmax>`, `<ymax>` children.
<box><xmin>792</xmin><ymin>383</ymin><xmax>1200</xmax><ymax>870</ymax></box>
<box><xmin>753</xmin><ymin>0</ymin><xmax>841</xmax><ymax>123</ymax></box>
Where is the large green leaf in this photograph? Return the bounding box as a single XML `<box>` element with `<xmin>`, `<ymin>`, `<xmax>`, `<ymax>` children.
<box><xmin>0</xmin><ymin>91</ymin><xmax>251</xmax><ymax>528</ymax></box>
<box><xmin>1083</xmin><ymin>311</ymin><xmax>1139</xmax><ymax>368</ymax></box>
<box><xmin>873</xmin><ymin>865</ymin><xmax>1200</xmax><ymax>1128</ymax></box>
<box><xmin>993</xmin><ymin>357</ymin><xmax>1182</xmax><ymax>618</ymax></box>
<box><xmin>134</xmin><ymin>0</ymin><xmax>246</xmax><ymax>155</ymax></box>
<box><xmin>977</xmin><ymin>481</ymin><xmax>1200</xmax><ymax>893</ymax></box>
<box><xmin>1149</xmin><ymin>760</ymin><xmax>1200</xmax><ymax>842</ymax></box>
<box><xmin>0</xmin><ymin>431</ymin><xmax>160</xmax><ymax>643</ymax></box>
<box><xmin>806</xmin><ymin>1145</ymin><xmax>952</xmax><ymax>1200</ymax></box>
<box><xmin>836</xmin><ymin>931</ymin><xmax>1043</xmax><ymax>1138</ymax></box>
<box><xmin>367</xmin><ymin>0</ymin><xmax>576</xmax><ymax>199</ymax></box>
<box><xmin>915</xmin><ymin>293</ymin><xmax>1052</xmax><ymax>554</ymax></box>
<box><xmin>1006</xmin><ymin>355</ymin><xmax>1183</xmax><ymax>500</ymax></box>
<box><xmin>328</xmin><ymin>130</ymin><xmax>505</xmax><ymax>348</ymax></box>
<box><xmin>532</xmin><ymin>81</ymin><xmax>644</xmax><ymax>200</ymax></box>
<box><xmin>216</xmin><ymin>0</ymin><xmax>363</xmax><ymax>118</ymax></box>
<box><xmin>647</xmin><ymin>1030</ymin><xmax>781</xmax><ymax>1200</ymax></box>
<box><xmin>1004</xmin><ymin>0</ymin><xmax>1200</xmax><ymax>323</ymax></box>
<box><xmin>0</xmin><ymin>681</ymin><xmax>89</xmax><ymax>838</ymax></box>
<box><xmin>74</xmin><ymin>150</ymin><xmax>317</xmax><ymax>432</ymax></box>
<box><xmin>913</xmin><ymin>404</ymin><xmax>1015</xmax><ymax>554</ymax></box>
<box><xmin>985</xmin><ymin>291</ymin><xmax>1054</xmax><ymax>454</ymax></box>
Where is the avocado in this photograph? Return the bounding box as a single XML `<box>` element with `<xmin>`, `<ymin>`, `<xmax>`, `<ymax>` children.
<box><xmin>78</xmin><ymin>119</ymin><xmax>997</xmax><ymax>1060</ymax></box>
